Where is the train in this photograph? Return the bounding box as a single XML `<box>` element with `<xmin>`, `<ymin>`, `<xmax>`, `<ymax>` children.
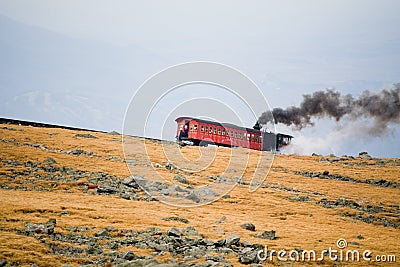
<box><xmin>175</xmin><ymin>117</ymin><xmax>292</xmax><ymax>151</ymax></box>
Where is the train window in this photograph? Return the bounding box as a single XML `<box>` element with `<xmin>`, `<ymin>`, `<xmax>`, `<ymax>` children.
<box><xmin>259</xmin><ymin>136</ymin><xmax>263</xmax><ymax>143</ymax></box>
<box><xmin>194</xmin><ymin>125</ymin><xmax>198</xmax><ymax>131</ymax></box>
<box><xmin>209</xmin><ymin>127</ymin><xmax>212</xmax><ymax>134</ymax></box>
<box><xmin>247</xmin><ymin>133</ymin><xmax>250</xmax><ymax>140</ymax></box>
<box><xmin>214</xmin><ymin>127</ymin><xmax>217</xmax><ymax>134</ymax></box>
<box><xmin>234</xmin><ymin>132</ymin><xmax>238</xmax><ymax>138</ymax></box>
<box><xmin>222</xmin><ymin>129</ymin><xmax>225</xmax><ymax>136</ymax></box>
<box><xmin>218</xmin><ymin>128</ymin><xmax>221</xmax><ymax>135</ymax></box>
<box><xmin>205</xmin><ymin>126</ymin><xmax>208</xmax><ymax>133</ymax></box>
<box><xmin>179</xmin><ymin>124</ymin><xmax>183</xmax><ymax>131</ymax></box>
<box><xmin>200</xmin><ymin>125</ymin><xmax>204</xmax><ymax>132</ymax></box>
<box><xmin>190</xmin><ymin>125</ymin><xmax>193</xmax><ymax>131</ymax></box>
<box><xmin>251</xmin><ymin>134</ymin><xmax>255</xmax><ymax>142</ymax></box>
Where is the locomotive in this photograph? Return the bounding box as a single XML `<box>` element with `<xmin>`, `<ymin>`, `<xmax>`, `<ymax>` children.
<box><xmin>175</xmin><ymin>117</ymin><xmax>292</xmax><ymax>151</ymax></box>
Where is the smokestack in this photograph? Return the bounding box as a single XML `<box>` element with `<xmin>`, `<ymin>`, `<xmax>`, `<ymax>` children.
<box><xmin>253</xmin><ymin>121</ymin><xmax>261</xmax><ymax>130</ymax></box>
<box><xmin>259</xmin><ymin>84</ymin><xmax>400</xmax><ymax>133</ymax></box>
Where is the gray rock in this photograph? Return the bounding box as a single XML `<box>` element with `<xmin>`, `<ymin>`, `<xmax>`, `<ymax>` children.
<box><xmin>114</xmin><ymin>258</ymin><xmax>159</xmax><ymax>267</ymax></box>
<box><xmin>70</xmin><ymin>147</ymin><xmax>84</xmax><ymax>155</ymax></box>
<box><xmin>205</xmin><ymin>254</ymin><xmax>227</xmax><ymax>263</ymax></box>
<box><xmin>123</xmin><ymin>250</ymin><xmax>135</xmax><ymax>260</ymax></box>
<box><xmin>327</xmin><ymin>157</ymin><xmax>341</xmax><ymax>163</ymax></box>
<box><xmin>44</xmin><ymin>157</ymin><xmax>57</xmax><ymax>164</ymax></box>
<box><xmin>74</xmin><ymin>133</ymin><xmax>98</xmax><ymax>139</ymax></box>
<box><xmin>195</xmin><ymin>187</ymin><xmax>218</xmax><ymax>197</ymax></box>
<box><xmin>121</xmin><ymin>176</ymin><xmax>142</xmax><ymax>188</ymax></box>
<box><xmin>225</xmin><ymin>235</ymin><xmax>240</xmax><ymax>246</ymax></box>
<box><xmin>95</xmin><ymin>229</ymin><xmax>109</xmax><ymax>237</ymax></box>
<box><xmin>167</xmin><ymin>227</ymin><xmax>181</xmax><ymax>237</ymax></box>
<box><xmin>173</xmin><ymin>174</ymin><xmax>189</xmax><ymax>184</ymax></box>
<box><xmin>239</xmin><ymin>250</ymin><xmax>259</xmax><ymax>264</ymax></box>
<box><xmin>107</xmin><ymin>131</ymin><xmax>120</xmax><ymax>135</ymax></box>
<box><xmin>215</xmin><ymin>216</ymin><xmax>226</xmax><ymax>224</ymax></box>
<box><xmin>86</xmin><ymin>242</ymin><xmax>103</xmax><ymax>255</ymax></box>
<box><xmin>186</xmin><ymin>192</ymin><xmax>201</xmax><ymax>203</ymax></box>
<box><xmin>214</xmin><ymin>239</ymin><xmax>226</xmax><ymax>247</ymax></box>
<box><xmin>96</xmin><ymin>185</ymin><xmax>117</xmax><ymax>194</ymax></box>
<box><xmin>169</xmin><ymin>184</ymin><xmax>189</xmax><ymax>193</ymax></box>
<box><xmin>0</xmin><ymin>259</ymin><xmax>7</xmax><ymax>267</ymax></box>
<box><xmin>24</xmin><ymin>218</ymin><xmax>56</xmax><ymax>234</ymax></box>
<box><xmin>256</xmin><ymin>230</ymin><xmax>276</xmax><ymax>240</ymax></box>
<box><xmin>359</xmin><ymin>151</ymin><xmax>372</xmax><ymax>160</ymax></box>
<box><xmin>146</xmin><ymin>181</ymin><xmax>168</xmax><ymax>191</ymax></box>
<box><xmin>240</xmin><ymin>223</ymin><xmax>256</xmax><ymax>231</ymax></box>
<box><xmin>182</xmin><ymin>226</ymin><xmax>201</xmax><ymax>236</ymax></box>
<box><xmin>165</xmin><ymin>161</ymin><xmax>176</xmax><ymax>170</ymax></box>
<box><xmin>241</xmin><ymin>240</ymin><xmax>252</xmax><ymax>247</ymax></box>
<box><xmin>162</xmin><ymin>216</ymin><xmax>189</xmax><ymax>224</ymax></box>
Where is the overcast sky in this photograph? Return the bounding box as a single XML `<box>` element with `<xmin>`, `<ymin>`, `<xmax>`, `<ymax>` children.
<box><xmin>0</xmin><ymin>0</ymin><xmax>399</xmax><ymax>157</ymax></box>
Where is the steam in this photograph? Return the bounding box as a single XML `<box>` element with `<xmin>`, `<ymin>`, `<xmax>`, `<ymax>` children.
<box><xmin>259</xmin><ymin>84</ymin><xmax>400</xmax><ymax>135</ymax></box>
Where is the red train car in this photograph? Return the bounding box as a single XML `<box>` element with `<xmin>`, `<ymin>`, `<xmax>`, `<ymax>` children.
<box><xmin>175</xmin><ymin>117</ymin><xmax>292</xmax><ymax>151</ymax></box>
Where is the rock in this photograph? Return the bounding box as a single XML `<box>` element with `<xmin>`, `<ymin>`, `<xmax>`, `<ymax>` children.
<box><xmin>205</xmin><ymin>254</ymin><xmax>227</xmax><ymax>263</ymax></box>
<box><xmin>356</xmin><ymin>234</ymin><xmax>364</xmax><ymax>239</ymax></box>
<box><xmin>165</xmin><ymin>161</ymin><xmax>176</xmax><ymax>170</ymax></box>
<box><xmin>256</xmin><ymin>230</ymin><xmax>276</xmax><ymax>240</ymax></box>
<box><xmin>239</xmin><ymin>250</ymin><xmax>259</xmax><ymax>264</ymax></box>
<box><xmin>86</xmin><ymin>242</ymin><xmax>103</xmax><ymax>255</ymax></box>
<box><xmin>241</xmin><ymin>240</ymin><xmax>252</xmax><ymax>247</ymax></box>
<box><xmin>0</xmin><ymin>259</ymin><xmax>7</xmax><ymax>267</ymax></box>
<box><xmin>96</xmin><ymin>185</ymin><xmax>117</xmax><ymax>194</ymax></box>
<box><xmin>123</xmin><ymin>250</ymin><xmax>135</xmax><ymax>260</ymax></box>
<box><xmin>68</xmin><ymin>147</ymin><xmax>93</xmax><ymax>156</ymax></box>
<box><xmin>169</xmin><ymin>184</ymin><xmax>188</xmax><ymax>193</ymax></box>
<box><xmin>214</xmin><ymin>239</ymin><xmax>226</xmax><ymax>247</ymax></box>
<box><xmin>121</xmin><ymin>176</ymin><xmax>141</xmax><ymax>188</ymax></box>
<box><xmin>359</xmin><ymin>152</ymin><xmax>372</xmax><ymax>160</ymax></box>
<box><xmin>225</xmin><ymin>235</ymin><xmax>240</xmax><ymax>246</ymax></box>
<box><xmin>215</xmin><ymin>216</ymin><xmax>226</xmax><ymax>224</ymax></box>
<box><xmin>95</xmin><ymin>229</ymin><xmax>109</xmax><ymax>237</ymax></box>
<box><xmin>44</xmin><ymin>157</ymin><xmax>57</xmax><ymax>164</ymax></box>
<box><xmin>167</xmin><ymin>227</ymin><xmax>181</xmax><ymax>237</ymax></box>
<box><xmin>107</xmin><ymin>131</ymin><xmax>120</xmax><ymax>135</ymax></box>
<box><xmin>240</xmin><ymin>223</ymin><xmax>256</xmax><ymax>231</ymax></box>
<box><xmin>186</xmin><ymin>192</ymin><xmax>201</xmax><ymax>203</ymax></box>
<box><xmin>327</xmin><ymin>157</ymin><xmax>341</xmax><ymax>163</ymax></box>
<box><xmin>162</xmin><ymin>216</ymin><xmax>189</xmax><ymax>224</ymax></box>
<box><xmin>173</xmin><ymin>174</ymin><xmax>189</xmax><ymax>184</ymax></box>
<box><xmin>74</xmin><ymin>133</ymin><xmax>98</xmax><ymax>139</ymax></box>
<box><xmin>114</xmin><ymin>258</ymin><xmax>160</xmax><ymax>267</ymax></box>
<box><xmin>25</xmin><ymin>218</ymin><xmax>56</xmax><ymax>234</ymax></box>
<box><xmin>184</xmin><ymin>227</ymin><xmax>202</xmax><ymax>237</ymax></box>
<box><xmin>195</xmin><ymin>187</ymin><xmax>218</xmax><ymax>197</ymax></box>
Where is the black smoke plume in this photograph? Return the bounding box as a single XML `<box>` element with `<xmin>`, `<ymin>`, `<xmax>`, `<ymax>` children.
<box><xmin>259</xmin><ymin>84</ymin><xmax>400</xmax><ymax>133</ymax></box>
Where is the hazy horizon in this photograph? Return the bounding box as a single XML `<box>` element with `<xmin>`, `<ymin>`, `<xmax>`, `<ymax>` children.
<box><xmin>1</xmin><ymin>1</ymin><xmax>399</xmax><ymax>157</ymax></box>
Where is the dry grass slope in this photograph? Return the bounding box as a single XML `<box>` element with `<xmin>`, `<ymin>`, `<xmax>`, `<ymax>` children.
<box><xmin>0</xmin><ymin>124</ymin><xmax>399</xmax><ymax>266</ymax></box>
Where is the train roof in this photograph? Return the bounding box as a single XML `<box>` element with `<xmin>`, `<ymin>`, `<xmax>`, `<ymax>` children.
<box><xmin>175</xmin><ymin>116</ymin><xmax>293</xmax><ymax>138</ymax></box>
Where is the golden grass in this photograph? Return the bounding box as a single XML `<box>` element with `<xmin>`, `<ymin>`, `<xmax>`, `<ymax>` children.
<box><xmin>0</xmin><ymin>124</ymin><xmax>399</xmax><ymax>266</ymax></box>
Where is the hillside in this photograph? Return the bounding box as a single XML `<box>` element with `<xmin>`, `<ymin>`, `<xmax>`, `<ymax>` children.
<box><xmin>0</xmin><ymin>123</ymin><xmax>399</xmax><ymax>266</ymax></box>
